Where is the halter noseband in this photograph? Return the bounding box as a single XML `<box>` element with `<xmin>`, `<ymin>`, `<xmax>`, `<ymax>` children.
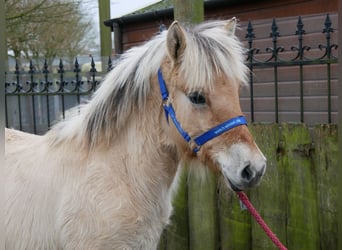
<box><xmin>158</xmin><ymin>69</ymin><xmax>247</xmax><ymax>153</ymax></box>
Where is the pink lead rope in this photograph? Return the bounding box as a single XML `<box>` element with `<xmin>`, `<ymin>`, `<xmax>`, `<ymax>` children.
<box><xmin>236</xmin><ymin>191</ymin><xmax>288</xmax><ymax>250</ymax></box>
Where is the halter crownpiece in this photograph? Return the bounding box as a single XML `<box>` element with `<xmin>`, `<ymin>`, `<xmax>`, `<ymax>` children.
<box><xmin>158</xmin><ymin>69</ymin><xmax>247</xmax><ymax>153</ymax></box>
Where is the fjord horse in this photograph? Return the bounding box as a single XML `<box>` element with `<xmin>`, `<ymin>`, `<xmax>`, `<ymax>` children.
<box><xmin>5</xmin><ymin>18</ymin><xmax>266</xmax><ymax>249</ymax></box>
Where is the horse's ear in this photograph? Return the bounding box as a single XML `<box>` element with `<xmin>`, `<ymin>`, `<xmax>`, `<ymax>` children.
<box><xmin>166</xmin><ymin>21</ymin><xmax>186</xmax><ymax>63</ymax></box>
<box><xmin>224</xmin><ymin>17</ymin><xmax>237</xmax><ymax>35</ymax></box>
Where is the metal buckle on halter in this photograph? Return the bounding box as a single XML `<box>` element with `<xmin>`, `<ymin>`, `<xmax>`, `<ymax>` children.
<box><xmin>161</xmin><ymin>97</ymin><xmax>172</xmax><ymax>123</ymax></box>
<box><xmin>162</xmin><ymin>97</ymin><xmax>172</xmax><ymax>108</ymax></box>
<box><xmin>189</xmin><ymin>139</ymin><xmax>201</xmax><ymax>153</ymax></box>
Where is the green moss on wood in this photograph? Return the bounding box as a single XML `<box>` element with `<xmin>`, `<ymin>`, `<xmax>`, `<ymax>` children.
<box><xmin>249</xmin><ymin>124</ymin><xmax>287</xmax><ymax>249</ymax></box>
<box><xmin>218</xmin><ymin>176</ymin><xmax>251</xmax><ymax>250</ymax></box>
<box><xmin>166</xmin><ymin>167</ymin><xmax>189</xmax><ymax>250</ymax></box>
<box><xmin>280</xmin><ymin>123</ymin><xmax>320</xmax><ymax>249</ymax></box>
<box><xmin>188</xmin><ymin>169</ymin><xmax>218</xmax><ymax>250</ymax></box>
<box><xmin>313</xmin><ymin>125</ymin><xmax>338</xmax><ymax>249</ymax></box>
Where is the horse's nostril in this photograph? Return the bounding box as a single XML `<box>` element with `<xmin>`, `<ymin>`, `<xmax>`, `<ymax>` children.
<box><xmin>241</xmin><ymin>165</ymin><xmax>253</xmax><ymax>182</ymax></box>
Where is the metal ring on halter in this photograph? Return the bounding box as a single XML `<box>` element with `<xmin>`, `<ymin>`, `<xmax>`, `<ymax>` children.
<box><xmin>188</xmin><ymin>139</ymin><xmax>201</xmax><ymax>153</ymax></box>
<box><xmin>162</xmin><ymin>97</ymin><xmax>172</xmax><ymax>107</ymax></box>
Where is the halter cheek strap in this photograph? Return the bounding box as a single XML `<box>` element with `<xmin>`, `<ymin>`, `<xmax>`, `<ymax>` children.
<box><xmin>158</xmin><ymin>69</ymin><xmax>192</xmax><ymax>142</ymax></box>
<box><xmin>158</xmin><ymin>68</ymin><xmax>247</xmax><ymax>153</ymax></box>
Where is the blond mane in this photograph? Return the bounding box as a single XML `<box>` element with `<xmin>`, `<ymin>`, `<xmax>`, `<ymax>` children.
<box><xmin>49</xmin><ymin>20</ymin><xmax>248</xmax><ymax>149</ymax></box>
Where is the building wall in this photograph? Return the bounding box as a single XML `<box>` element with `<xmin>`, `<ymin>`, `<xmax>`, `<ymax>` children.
<box><xmin>115</xmin><ymin>0</ymin><xmax>337</xmax><ymax>51</ymax></box>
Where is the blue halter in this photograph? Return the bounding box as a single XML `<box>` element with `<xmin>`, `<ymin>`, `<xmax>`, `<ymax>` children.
<box><xmin>158</xmin><ymin>69</ymin><xmax>247</xmax><ymax>153</ymax></box>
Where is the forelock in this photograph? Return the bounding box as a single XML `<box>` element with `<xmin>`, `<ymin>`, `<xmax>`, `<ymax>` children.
<box><xmin>180</xmin><ymin>21</ymin><xmax>248</xmax><ymax>92</ymax></box>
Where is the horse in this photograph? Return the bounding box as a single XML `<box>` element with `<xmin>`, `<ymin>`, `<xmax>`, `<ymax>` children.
<box><xmin>5</xmin><ymin>18</ymin><xmax>267</xmax><ymax>249</ymax></box>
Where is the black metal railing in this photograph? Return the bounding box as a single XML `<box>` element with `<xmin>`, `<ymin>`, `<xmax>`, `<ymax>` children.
<box><xmin>245</xmin><ymin>14</ymin><xmax>338</xmax><ymax>123</ymax></box>
<box><xmin>5</xmin><ymin>56</ymin><xmax>114</xmax><ymax>134</ymax></box>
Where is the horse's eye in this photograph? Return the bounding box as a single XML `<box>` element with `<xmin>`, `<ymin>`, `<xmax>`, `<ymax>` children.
<box><xmin>188</xmin><ymin>92</ymin><xmax>206</xmax><ymax>105</ymax></box>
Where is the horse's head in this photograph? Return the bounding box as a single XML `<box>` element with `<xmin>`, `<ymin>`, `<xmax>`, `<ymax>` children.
<box><xmin>159</xmin><ymin>18</ymin><xmax>266</xmax><ymax>191</ymax></box>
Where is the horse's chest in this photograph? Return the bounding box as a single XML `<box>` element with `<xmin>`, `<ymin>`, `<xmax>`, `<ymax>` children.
<box><xmin>59</xmin><ymin>178</ymin><xmax>173</xmax><ymax>249</ymax></box>
<box><xmin>113</xmin><ymin>190</ymin><xmax>173</xmax><ymax>248</ymax></box>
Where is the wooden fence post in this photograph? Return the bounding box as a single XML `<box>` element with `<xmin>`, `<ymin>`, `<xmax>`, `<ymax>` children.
<box><xmin>249</xmin><ymin>124</ymin><xmax>287</xmax><ymax>249</ymax></box>
<box><xmin>188</xmin><ymin>169</ymin><xmax>218</xmax><ymax>250</ymax></box>
<box><xmin>313</xmin><ymin>124</ymin><xmax>338</xmax><ymax>249</ymax></box>
<box><xmin>166</xmin><ymin>167</ymin><xmax>189</xmax><ymax>250</ymax></box>
<box><xmin>217</xmin><ymin>175</ymin><xmax>251</xmax><ymax>249</ymax></box>
<box><xmin>98</xmin><ymin>0</ymin><xmax>112</xmax><ymax>72</ymax></box>
<box><xmin>280</xmin><ymin>124</ymin><xmax>320</xmax><ymax>249</ymax></box>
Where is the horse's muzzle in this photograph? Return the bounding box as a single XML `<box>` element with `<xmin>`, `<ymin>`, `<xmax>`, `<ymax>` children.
<box><xmin>226</xmin><ymin>161</ymin><xmax>266</xmax><ymax>191</ymax></box>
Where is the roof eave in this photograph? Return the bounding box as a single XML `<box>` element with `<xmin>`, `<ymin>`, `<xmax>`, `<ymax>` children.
<box><xmin>104</xmin><ymin>0</ymin><xmax>244</xmax><ymax>27</ymax></box>
<box><xmin>104</xmin><ymin>7</ymin><xmax>173</xmax><ymax>27</ymax></box>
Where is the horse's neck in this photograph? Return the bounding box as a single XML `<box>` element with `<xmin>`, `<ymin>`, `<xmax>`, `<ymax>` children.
<box><xmin>50</xmin><ymin>79</ymin><xmax>180</xmax><ymax>196</ymax></box>
<box><xmin>99</xmin><ymin>85</ymin><xmax>179</xmax><ymax>184</ymax></box>
<box><xmin>117</xmin><ymin>97</ymin><xmax>180</xmax><ymax>188</ymax></box>
<box><xmin>82</xmin><ymin>103</ymin><xmax>181</xmax><ymax>219</ymax></box>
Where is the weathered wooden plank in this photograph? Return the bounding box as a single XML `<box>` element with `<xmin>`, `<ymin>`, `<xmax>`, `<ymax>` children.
<box><xmin>312</xmin><ymin>125</ymin><xmax>338</xmax><ymax>249</ymax></box>
<box><xmin>165</xmin><ymin>167</ymin><xmax>189</xmax><ymax>250</ymax></box>
<box><xmin>249</xmin><ymin>124</ymin><xmax>287</xmax><ymax>249</ymax></box>
<box><xmin>188</xmin><ymin>169</ymin><xmax>218</xmax><ymax>250</ymax></box>
<box><xmin>217</xmin><ymin>176</ymin><xmax>251</xmax><ymax>250</ymax></box>
<box><xmin>280</xmin><ymin>123</ymin><xmax>320</xmax><ymax>249</ymax></box>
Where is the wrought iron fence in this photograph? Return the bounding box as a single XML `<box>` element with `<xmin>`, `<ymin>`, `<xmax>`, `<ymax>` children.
<box><xmin>244</xmin><ymin>14</ymin><xmax>338</xmax><ymax>124</ymax></box>
<box><xmin>5</xmin><ymin>14</ymin><xmax>338</xmax><ymax>134</ymax></box>
<box><xmin>5</xmin><ymin>57</ymin><xmax>114</xmax><ymax>134</ymax></box>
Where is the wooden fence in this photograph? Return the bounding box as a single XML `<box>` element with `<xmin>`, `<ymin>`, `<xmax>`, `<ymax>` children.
<box><xmin>158</xmin><ymin>123</ymin><xmax>338</xmax><ymax>250</ymax></box>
